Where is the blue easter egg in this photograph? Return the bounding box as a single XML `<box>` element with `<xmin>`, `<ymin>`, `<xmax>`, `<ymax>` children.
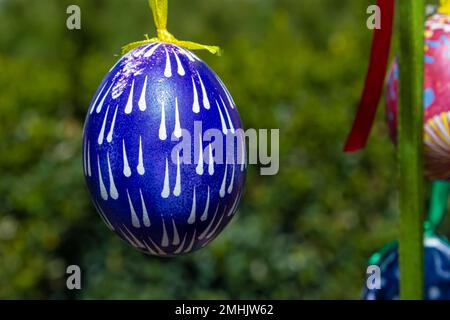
<box><xmin>363</xmin><ymin>236</ymin><xmax>450</xmax><ymax>300</ymax></box>
<box><xmin>82</xmin><ymin>43</ymin><xmax>246</xmax><ymax>256</ymax></box>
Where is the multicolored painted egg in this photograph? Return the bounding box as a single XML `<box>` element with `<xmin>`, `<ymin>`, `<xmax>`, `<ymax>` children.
<box><xmin>386</xmin><ymin>13</ymin><xmax>450</xmax><ymax>180</ymax></box>
<box><xmin>82</xmin><ymin>42</ymin><xmax>246</xmax><ymax>256</ymax></box>
<box><xmin>363</xmin><ymin>236</ymin><xmax>450</xmax><ymax>300</ymax></box>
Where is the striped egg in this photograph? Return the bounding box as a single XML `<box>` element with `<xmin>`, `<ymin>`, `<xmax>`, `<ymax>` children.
<box><xmin>82</xmin><ymin>43</ymin><xmax>246</xmax><ymax>256</ymax></box>
<box><xmin>386</xmin><ymin>13</ymin><xmax>450</xmax><ymax>180</ymax></box>
<box><xmin>363</xmin><ymin>236</ymin><xmax>450</xmax><ymax>300</ymax></box>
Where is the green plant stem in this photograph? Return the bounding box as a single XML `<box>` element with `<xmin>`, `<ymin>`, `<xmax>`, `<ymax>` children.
<box><xmin>397</xmin><ymin>0</ymin><xmax>425</xmax><ymax>300</ymax></box>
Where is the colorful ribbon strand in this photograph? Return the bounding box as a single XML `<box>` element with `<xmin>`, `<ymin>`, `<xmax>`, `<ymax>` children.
<box><xmin>343</xmin><ymin>0</ymin><xmax>395</xmax><ymax>152</ymax></box>
<box><xmin>122</xmin><ymin>0</ymin><xmax>220</xmax><ymax>55</ymax></box>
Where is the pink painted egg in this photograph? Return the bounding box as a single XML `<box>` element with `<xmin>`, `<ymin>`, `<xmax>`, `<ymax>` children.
<box><xmin>386</xmin><ymin>13</ymin><xmax>450</xmax><ymax>179</ymax></box>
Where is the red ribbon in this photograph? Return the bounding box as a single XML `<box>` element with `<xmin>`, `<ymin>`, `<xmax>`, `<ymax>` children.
<box><xmin>344</xmin><ymin>0</ymin><xmax>395</xmax><ymax>152</ymax></box>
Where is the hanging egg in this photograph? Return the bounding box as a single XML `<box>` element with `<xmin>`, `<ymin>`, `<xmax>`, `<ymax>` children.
<box><xmin>386</xmin><ymin>13</ymin><xmax>450</xmax><ymax>179</ymax></box>
<box><xmin>363</xmin><ymin>236</ymin><xmax>450</xmax><ymax>300</ymax></box>
<box><xmin>82</xmin><ymin>43</ymin><xmax>246</xmax><ymax>256</ymax></box>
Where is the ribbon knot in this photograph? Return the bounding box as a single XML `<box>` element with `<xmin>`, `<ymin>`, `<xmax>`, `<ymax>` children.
<box><xmin>122</xmin><ymin>0</ymin><xmax>221</xmax><ymax>56</ymax></box>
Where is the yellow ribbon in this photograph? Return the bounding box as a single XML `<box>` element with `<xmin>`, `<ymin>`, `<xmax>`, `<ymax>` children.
<box><xmin>122</xmin><ymin>0</ymin><xmax>220</xmax><ymax>55</ymax></box>
<box><xmin>439</xmin><ymin>0</ymin><xmax>450</xmax><ymax>15</ymax></box>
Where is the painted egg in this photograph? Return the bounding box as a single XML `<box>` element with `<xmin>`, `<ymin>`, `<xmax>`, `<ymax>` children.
<box><xmin>82</xmin><ymin>42</ymin><xmax>246</xmax><ymax>256</ymax></box>
<box><xmin>363</xmin><ymin>236</ymin><xmax>450</xmax><ymax>300</ymax></box>
<box><xmin>386</xmin><ymin>13</ymin><xmax>450</xmax><ymax>179</ymax></box>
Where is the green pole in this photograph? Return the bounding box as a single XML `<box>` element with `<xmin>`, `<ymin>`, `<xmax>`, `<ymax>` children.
<box><xmin>397</xmin><ymin>0</ymin><xmax>425</xmax><ymax>300</ymax></box>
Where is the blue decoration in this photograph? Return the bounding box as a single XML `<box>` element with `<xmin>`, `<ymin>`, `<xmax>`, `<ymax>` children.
<box><xmin>363</xmin><ymin>236</ymin><xmax>450</xmax><ymax>300</ymax></box>
<box><xmin>424</xmin><ymin>88</ymin><xmax>435</xmax><ymax>109</ymax></box>
<box><xmin>83</xmin><ymin>43</ymin><xmax>246</xmax><ymax>256</ymax></box>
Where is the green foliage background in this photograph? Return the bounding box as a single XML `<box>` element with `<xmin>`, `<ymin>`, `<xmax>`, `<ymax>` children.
<box><xmin>0</xmin><ymin>0</ymin><xmax>445</xmax><ymax>299</ymax></box>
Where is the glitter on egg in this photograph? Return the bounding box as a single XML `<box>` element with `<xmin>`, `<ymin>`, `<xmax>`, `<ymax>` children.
<box><xmin>83</xmin><ymin>43</ymin><xmax>246</xmax><ymax>256</ymax></box>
